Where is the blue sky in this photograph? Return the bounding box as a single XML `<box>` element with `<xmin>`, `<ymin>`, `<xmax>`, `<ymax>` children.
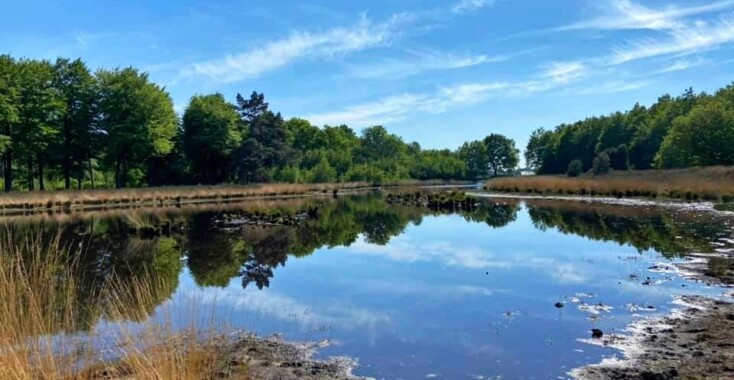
<box><xmin>3</xmin><ymin>0</ymin><xmax>734</xmax><ymax>152</ymax></box>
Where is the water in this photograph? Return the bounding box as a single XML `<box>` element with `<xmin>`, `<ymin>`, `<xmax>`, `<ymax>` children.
<box><xmin>5</xmin><ymin>193</ymin><xmax>733</xmax><ymax>379</ymax></box>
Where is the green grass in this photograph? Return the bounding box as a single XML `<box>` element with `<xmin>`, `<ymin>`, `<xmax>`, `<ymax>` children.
<box><xmin>714</xmin><ymin>203</ymin><xmax>734</xmax><ymax>212</ymax></box>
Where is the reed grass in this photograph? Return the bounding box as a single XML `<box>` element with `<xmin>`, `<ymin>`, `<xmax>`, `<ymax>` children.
<box><xmin>0</xmin><ymin>179</ymin><xmax>466</xmax><ymax>215</ymax></box>
<box><xmin>0</xmin><ymin>229</ymin><xmax>233</xmax><ymax>380</ymax></box>
<box><xmin>484</xmin><ymin>166</ymin><xmax>734</xmax><ymax>202</ymax></box>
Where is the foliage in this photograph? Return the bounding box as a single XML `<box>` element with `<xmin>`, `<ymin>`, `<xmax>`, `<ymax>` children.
<box><xmin>182</xmin><ymin>93</ymin><xmax>241</xmax><ymax>184</ymax></box>
<box><xmin>528</xmin><ymin>84</ymin><xmax>734</xmax><ymax>174</ymax></box>
<box><xmin>0</xmin><ymin>54</ymin><xmax>525</xmax><ymax>191</ymax></box>
<box><xmin>592</xmin><ymin>151</ymin><xmax>611</xmax><ymax>175</ymax></box>
<box><xmin>566</xmin><ymin>159</ymin><xmax>583</xmax><ymax>177</ymax></box>
<box><xmin>484</xmin><ymin>134</ymin><xmax>520</xmax><ymax>177</ymax></box>
<box><xmin>97</xmin><ymin>67</ymin><xmax>177</xmax><ymax>188</ymax></box>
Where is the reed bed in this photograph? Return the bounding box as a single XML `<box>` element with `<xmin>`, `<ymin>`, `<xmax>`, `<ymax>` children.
<box><xmin>484</xmin><ymin>166</ymin><xmax>734</xmax><ymax>202</ymax></box>
<box><xmin>0</xmin><ymin>182</ymin><xmax>373</xmax><ymax>213</ymax></box>
<box><xmin>0</xmin><ymin>179</ymin><xmax>468</xmax><ymax>215</ymax></box>
<box><xmin>0</xmin><ymin>230</ymin><xmax>232</xmax><ymax>380</ymax></box>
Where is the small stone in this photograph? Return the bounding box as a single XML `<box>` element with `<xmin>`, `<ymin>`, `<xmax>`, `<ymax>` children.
<box><xmin>591</xmin><ymin>329</ymin><xmax>604</xmax><ymax>338</ymax></box>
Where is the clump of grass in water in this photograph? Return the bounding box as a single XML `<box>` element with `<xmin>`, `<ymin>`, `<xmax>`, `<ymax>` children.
<box><xmin>714</xmin><ymin>203</ymin><xmax>734</xmax><ymax>212</ymax></box>
<box><xmin>0</xmin><ymin>231</ymin><xmax>232</xmax><ymax>379</ymax></box>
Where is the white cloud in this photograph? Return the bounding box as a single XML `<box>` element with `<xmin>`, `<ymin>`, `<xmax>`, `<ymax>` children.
<box><xmin>540</xmin><ymin>61</ymin><xmax>588</xmax><ymax>84</ymax></box>
<box><xmin>560</xmin><ymin>0</ymin><xmax>734</xmax><ymax>31</ymax></box>
<box><xmin>181</xmin><ymin>14</ymin><xmax>412</xmax><ymax>83</ymax></box>
<box><xmin>346</xmin><ymin>51</ymin><xmax>505</xmax><ymax>79</ymax></box>
<box><xmin>610</xmin><ymin>15</ymin><xmax>734</xmax><ymax>64</ymax></box>
<box><xmin>452</xmin><ymin>0</ymin><xmax>497</xmax><ymax>14</ymax></box>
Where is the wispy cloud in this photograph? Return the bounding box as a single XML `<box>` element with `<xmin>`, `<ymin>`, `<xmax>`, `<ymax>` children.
<box><xmin>304</xmin><ymin>93</ymin><xmax>433</xmax><ymax>126</ymax></box>
<box><xmin>345</xmin><ymin>50</ymin><xmax>505</xmax><ymax>79</ymax></box>
<box><xmin>452</xmin><ymin>0</ymin><xmax>497</xmax><ymax>14</ymax></box>
<box><xmin>305</xmin><ymin>61</ymin><xmax>587</xmax><ymax>126</ymax></box>
<box><xmin>653</xmin><ymin>57</ymin><xmax>707</xmax><ymax>74</ymax></box>
<box><xmin>610</xmin><ymin>14</ymin><xmax>734</xmax><ymax>64</ymax></box>
<box><xmin>560</xmin><ymin>0</ymin><xmax>734</xmax><ymax>31</ymax></box>
<box><xmin>540</xmin><ymin>61</ymin><xmax>588</xmax><ymax>84</ymax></box>
<box><xmin>181</xmin><ymin>14</ymin><xmax>413</xmax><ymax>83</ymax></box>
<box><xmin>571</xmin><ymin>80</ymin><xmax>651</xmax><ymax>95</ymax></box>
<box><xmin>303</xmin><ymin>82</ymin><xmax>517</xmax><ymax>126</ymax></box>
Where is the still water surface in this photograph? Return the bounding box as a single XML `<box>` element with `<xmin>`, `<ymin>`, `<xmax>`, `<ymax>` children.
<box><xmin>11</xmin><ymin>193</ymin><xmax>734</xmax><ymax>379</ymax></box>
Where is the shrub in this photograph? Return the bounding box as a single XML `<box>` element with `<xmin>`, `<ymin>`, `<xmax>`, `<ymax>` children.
<box><xmin>592</xmin><ymin>152</ymin><xmax>611</xmax><ymax>175</ymax></box>
<box><xmin>566</xmin><ymin>159</ymin><xmax>583</xmax><ymax>177</ymax></box>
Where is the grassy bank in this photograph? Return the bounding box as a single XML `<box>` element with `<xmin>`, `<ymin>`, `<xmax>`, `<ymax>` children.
<box><xmin>484</xmin><ymin>166</ymin><xmax>734</xmax><ymax>202</ymax></box>
<box><xmin>0</xmin><ymin>180</ymin><xmax>470</xmax><ymax>215</ymax></box>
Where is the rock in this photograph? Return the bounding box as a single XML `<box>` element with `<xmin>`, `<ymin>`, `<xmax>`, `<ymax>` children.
<box><xmin>591</xmin><ymin>328</ymin><xmax>604</xmax><ymax>339</ymax></box>
<box><xmin>555</xmin><ymin>302</ymin><xmax>565</xmax><ymax>308</ymax></box>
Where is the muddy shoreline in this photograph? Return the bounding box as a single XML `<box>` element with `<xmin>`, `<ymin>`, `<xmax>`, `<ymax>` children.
<box><xmin>221</xmin><ymin>334</ymin><xmax>365</xmax><ymax>380</ymax></box>
<box><xmin>517</xmin><ymin>191</ymin><xmax>734</xmax><ymax>378</ymax></box>
<box><xmin>572</xmin><ymin>296</ymin><xmax>734</xmax><ymax>380</ymax></box>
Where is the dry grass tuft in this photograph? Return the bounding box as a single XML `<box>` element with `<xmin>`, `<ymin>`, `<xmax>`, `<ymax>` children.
<box><xmin>0</xmin><ymin>230</ymin><xmax>232</xmax><ymax>380</ymax></box>
<box><xmin>485</xmin><ymin>166</ymin><xmax>734</xmax><ymax>201</ymax></box>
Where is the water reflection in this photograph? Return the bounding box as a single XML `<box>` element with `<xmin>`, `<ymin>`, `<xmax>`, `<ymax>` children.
<box><xmin>0</xmin><ymin>192</ymin><xmax>731</xmax><ymax>378</ymax></box>
<box><xmin>525</xmin><ymin>199</ymin><xmax>732</xmax><ymax>256</ymax></box>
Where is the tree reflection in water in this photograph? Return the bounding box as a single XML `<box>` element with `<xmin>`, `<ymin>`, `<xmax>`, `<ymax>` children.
<box><xmin>2</xmin><ymin>191</ymin><xmax>727</xmax><ymax>333</ymax></box>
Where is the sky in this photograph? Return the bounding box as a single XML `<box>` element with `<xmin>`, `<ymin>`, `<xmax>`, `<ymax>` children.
<box><xmin>3</xmin><ymin>0</ymin><xmax>734</xmax><ymax>153</ymax></box>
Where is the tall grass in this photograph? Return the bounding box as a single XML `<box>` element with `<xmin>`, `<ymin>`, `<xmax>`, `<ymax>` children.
<box><xmin>0</xmin><ymin>179</ymin><xmax>470</xmax><ymax>215</ymax></box>
<box><xmin>485</xmin><ymin>166</ymin><xmax>734</xmax><ymax>202</ymax></box>
<box><xmin>0</xmin><ymin>230</ymin><xmax>231</xmax><ymax>379</ymax></box>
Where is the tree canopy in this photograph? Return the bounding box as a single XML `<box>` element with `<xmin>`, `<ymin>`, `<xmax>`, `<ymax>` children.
<box><xmin>526</xmin><ymin>84</ymin><xmax>734</xmax><ymax>175</ymax></box>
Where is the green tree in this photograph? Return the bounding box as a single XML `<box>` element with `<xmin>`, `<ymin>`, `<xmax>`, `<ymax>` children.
<box><xmin>15</xmin><ymin>58</ymin><xmax>64</xmax><ymax>190</ymax></box>
<box><xmin>457</xmin><ymin>140</ymin><xmax>488</xmax><ymax>179</ymax></box>
<box><xmin>567</xmin><ymin>159</ymin><xmax>583</xmax><ymax>177</ymax></box>
<box><xmin>232</xmin><ymin>92</ymin><xmax>291</xmax><ymax>183</ymax></box>
<box><xmin>0</xmin><ymin>55</ymin><xmax>19</xmax><ymax>191</ymax></box>
<box><xmin>525</xmin><ymin>128</ymin><xmax>552</xmax><ymax>172</ymax></box>
<box><xmin>592</xmin><ymin>151</ymin><xmax>611</xmax><ymax>175</ymax></box>
<box><xmin>97</xmin><ymin>68</ymin><xmax>177</xmax><ymax>188</ymax></box>
<box><xmin>182</xmin><ymin>94</ymin><xmax>241</xmax><ymax>184</ymax></box>
<box><xmin>53</xmin><ymin>58</ymin><xmax>99</xmax><ymax>189</ymax></box>
<box><xmin>483</xmin><ymin>134</ymin><xmax>519</xmax><ymax>176</ymax></box>
<box><xmin>308</xmin><ymin>157</ymin><xmax>337</xmax><ymax>183</ymax></box>
<box><xmin>655</xmin><ymin>99</ymin><xmax>734</xmax><ymax>168</ymax></box>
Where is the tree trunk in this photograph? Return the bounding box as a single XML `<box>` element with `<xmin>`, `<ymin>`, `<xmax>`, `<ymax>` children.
<box><xmin>37</xmin><ymin>153</ymin><xmax>45</xmax><ymax>191</ymax></box>
<box><xmin>4</xmin><ymin>123</ymin><xmax>11</xmax><ymax>192</ymax></box>
<box><xmin>63</xmin><ymin>117</ymin><xmax>71</xmax><ymax>189</ymax></box>
<box><xmin>3</xmin><ymin>151</ymin><xmax>11</xmax><ymax>192</ymax></box>
<box><xmin>88</xmin><ymin>154</ymin><xmax>94</xmax><ymax>189</ymax></box>
<box><xmin>27</xmin><ymin>157</ymin><xmax>34</xmax><ymax>191</ymax></box>
<box><xmin>115</xmin><ymin>156</ymin><xmax>126</xmax><ymax>188</ymax></box>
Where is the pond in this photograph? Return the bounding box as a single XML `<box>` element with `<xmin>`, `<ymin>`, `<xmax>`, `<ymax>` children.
<box><xmin>4</xmin><ymin>192</ymin><xmax>733</xmax><ymax>379</ymax></box>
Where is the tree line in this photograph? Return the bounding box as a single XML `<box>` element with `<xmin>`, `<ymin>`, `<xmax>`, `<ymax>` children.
<box><xmin>0</xmin><ymin>55</ymin><xmax>521</xmax><ymax>191</ymax></box>
<box><xmin>525</xmin><ymin>83</ymin><xmax>734</xmax><ymax>176</ymax></box>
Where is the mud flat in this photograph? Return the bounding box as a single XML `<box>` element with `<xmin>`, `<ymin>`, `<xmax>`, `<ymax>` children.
<box><xmin>222</xmin><ymin>334</ymin><xmax>365</xmax><ymax>380</ymax></box>
<box><xmin>92</xmin><ymin>333</ymin><xmax>365</xmax><ymax>380</ymax></box>
<box><xmin>572</xmin><ymin>296</ymin><xmax>734</xmax><ymax>379</ymax></box>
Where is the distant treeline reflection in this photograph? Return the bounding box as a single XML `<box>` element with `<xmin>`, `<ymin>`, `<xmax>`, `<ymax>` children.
<box><xmin>525</xmin><ymin>199</ymin><xmax>729</xmax><ymax>257</ymax></box>
<box><xmin>1</xmin><ymin>193</ymin><xmax>728</xmax><ymax>333</ymax></box>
